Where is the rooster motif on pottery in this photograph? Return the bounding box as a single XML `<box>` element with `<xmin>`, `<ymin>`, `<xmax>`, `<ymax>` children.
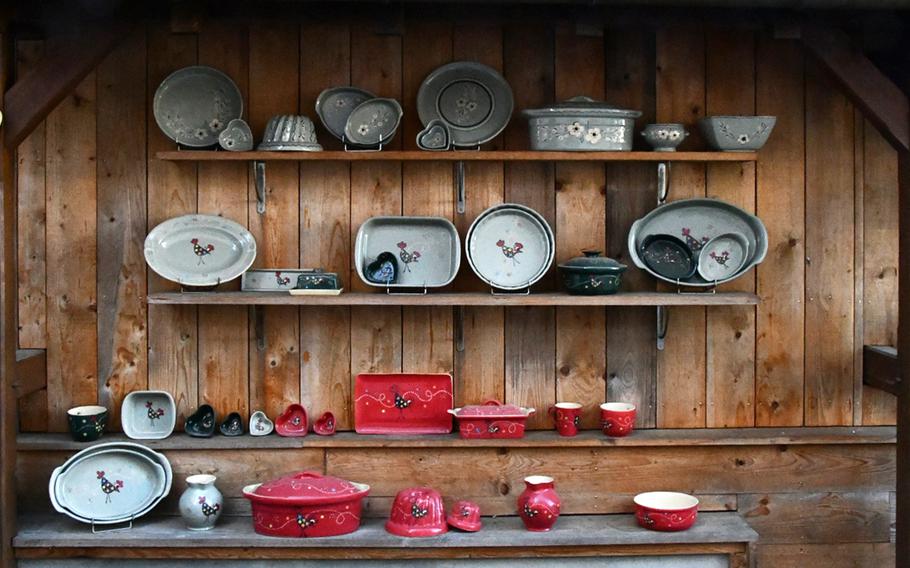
<box><xmin>191</xmin><ymin>238</ymin><xmax>215</xmax><ymax>265</ymax></box>
<box><xmin>681</xmin><ymin>228</ymin><xmax>709</xmax><ymax>252</ymax></box>
<box><xmin>146</xmin><ymin>401</ymin><xmax>165</xmax><ymax>425</ymax></box>
<box><xmin>497</xmin><ymin>240</ymin><xmax>524</xmax><ymax>265</ymax></box>
<box><xmin>199</xmin><ymin>495</ymin><xmax>221</xmax><ymax>518</ymax></box>
<box><xmin>97</xmin><ymin>470</ymin><xmax>124</xmax><ymax>504</ymax></box>
<box><xmin>710</xmin><ymin>250</ymin><xmax>731</xmax><ymax>268</ymax></box>
<box><xmin>397</xmin><ymin>241</ymin><xmax>421</xmax><ymax>273</ymax></box>
<box><xmin>275</xmin><ymin>271</ymin><xmax>291</xmax><ymax>286</ymax></box>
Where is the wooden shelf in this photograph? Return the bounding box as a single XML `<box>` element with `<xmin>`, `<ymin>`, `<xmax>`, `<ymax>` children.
<box><xmin>14</xmin><ymin>513</ymin><xmax>757</xmax><ymax>559</ymax></box>
<box><xmin>156</xmin><ymin>150</ymin><xmax>757</xmax><ymax>162</ymax></box>
<box><xmin>147</xmin><ymin>291</ymin><xmax>760</xmax><ymax>307</ymax></box>
<box><xmin>16</xmin><ymin>427</ymin><xmax>894</xmax><ymax>452</ymax></box>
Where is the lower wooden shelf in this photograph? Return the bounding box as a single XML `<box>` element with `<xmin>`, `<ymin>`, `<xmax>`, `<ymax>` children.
<box><xmin>14</xmin><ymin>513</ymin><xmax>757</xmax><ymax>560</ymax></box>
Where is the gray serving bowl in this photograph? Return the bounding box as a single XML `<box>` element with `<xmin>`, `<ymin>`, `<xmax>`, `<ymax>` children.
<box><xmin>699</xmin><ymin>116</ymin><xmax>776</xmax><ymax>151</ymax></box>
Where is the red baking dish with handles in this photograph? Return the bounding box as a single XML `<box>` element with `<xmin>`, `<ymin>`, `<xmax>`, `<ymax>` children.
<box><xmin>448</xmin><ymin>400</ymin><xmax>536</xmax><ymax>439</ymax></box>
<box><xmin>242</xmin><ymin>471</ymin><xmax>370</xmax><ymax>537</ymax></box>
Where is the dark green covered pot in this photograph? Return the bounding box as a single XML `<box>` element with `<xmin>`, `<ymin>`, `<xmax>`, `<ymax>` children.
<box><xmin>558</xmin><ymin>250</ymin><xmax>627</xmax><ymax>295</ymax></box>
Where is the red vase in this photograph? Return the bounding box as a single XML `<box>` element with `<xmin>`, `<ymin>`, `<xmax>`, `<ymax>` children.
<box><xmin>517</xmin><ymin>475</ymin><xmax>560</xmax><ymax>531</ymax></box>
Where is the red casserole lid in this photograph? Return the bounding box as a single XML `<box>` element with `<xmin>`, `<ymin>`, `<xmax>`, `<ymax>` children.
<box><xmin>243</xmin><ymin>471</ymin><xmax>370</xmax><ymax>505</ymax></box>
<box><xmin>448</xmin><ymin>399</ymin><xmax>536</xmax><ymax>419</ymax></box>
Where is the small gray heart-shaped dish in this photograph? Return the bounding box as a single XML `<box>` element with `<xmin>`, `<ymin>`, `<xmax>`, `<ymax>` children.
<box><xmin>218</xmin><ymin>118</ymin><xmax>254</xmax><ymax>152</ymax></box>
<box><xmin>417</xmin><ymin>119</ymin><xmax>451</xmax><ymax>151</ymax></box>
<box><xmin>249</xmin><ymin>410</ymin><xmax>274</xmax><ymax>436</ymax></box>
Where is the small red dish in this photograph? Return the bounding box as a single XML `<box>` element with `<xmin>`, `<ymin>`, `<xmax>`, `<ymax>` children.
<box><xmin>275</xmin><ymin>404</ymin><xmax>308</xmax><ymax>437</ymax></box>
<box><xmin>448</xmin><ymin>400</ymin><xmax>535</xmax><ymax>439</ymax></box>
<box><xmin>634</xmin><ymin>491</ymin><xmax>699</xmax><ymax>532</ymax></box>
<box><xmin>313</xmin><ymin>411</ymin><xmax>336</xmax><ymax>436</ymax></box>
<box><xmin>354</xmin><ymin>373</ymin><xmax>453</xmax><ymax>435</ymax></box>
<box><xmin>447</xmin><ymin>499</ymin><xmax>482</xmax><ymax>532</ymax></box>
<box><xmin>385</xmin><ymin>487</ymin><xmax>448</xmax><ymax>537</ymax></box>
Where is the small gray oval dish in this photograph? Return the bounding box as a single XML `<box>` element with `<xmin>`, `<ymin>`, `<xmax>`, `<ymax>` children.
<box><xmin>316</xmin><ymin>86</ymin><xmax>376</xmax><ymax>141</ymax></box>
<box><xmin>344</xmin><ymin>98</ymin><xmax>403</xmax><ymax>147</ymax></box>
<box><xmin>697</xmin><ymin>232</ymin><xmax>750</xmax><ymax>282</ymax></box>
<box><xmin>153</xmin><ymin>66</ymin><xmax>243</xmax><ymax>148</ymax></box>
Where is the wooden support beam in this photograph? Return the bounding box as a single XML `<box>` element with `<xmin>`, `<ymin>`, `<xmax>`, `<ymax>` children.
<box><xmin>897</xmin><ymin>149</ymin><xmax>910</xmax><ymax>566</ymax></box>
<box><xmin>801</xmin><ymin>25</ymin><xmax>910</xmax><ymax>153</ymax></box>
<box><xmin>2</xmin><ymin>15</ymin><xmax>136</xmax><ymax>148</ymax></box>
<box><xmin>864</xmin><ymin>345</ymin><xmax>900</xmax><ymax>396</ymax></box>
<box><xmin>13</xmin><ymin>349</ymin><xmax>44</xmax><ymax>399</ymax></box>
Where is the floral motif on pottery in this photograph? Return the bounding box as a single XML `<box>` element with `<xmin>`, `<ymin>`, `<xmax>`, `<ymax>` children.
<box><xmin>636</xmin><ymin>508</ymin><xmax>698</xmax><ymax>531</ymax></box>
<box><xmin>535</xmin><ymin>121</ymin><xmax>626</xmax><ymax>146</ymax></box>
<box><xmin>718</xmin><ymin>119</ymin><xmax>772</xmax><ymax>145</ymax></box>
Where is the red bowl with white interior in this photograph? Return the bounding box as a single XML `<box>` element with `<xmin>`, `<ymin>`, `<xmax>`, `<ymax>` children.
<box><xmin>448</xmin><ymin>400</ymin><xmax>536</xmax><ymax>439</ymax></box>
<box><xmin>633</xmin><ymin>491</ymin><xmax>699</xmax><ymax>532</ymax></box>
<box><xmin>243</xmin><ymin>471</ymin><xmax>370</xmax><ymax>537</ymax></box>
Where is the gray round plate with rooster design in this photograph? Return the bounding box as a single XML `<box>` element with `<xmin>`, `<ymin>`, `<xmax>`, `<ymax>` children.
<box><xmin>144</xmin><ymin>214</ymin><xmax>257</xmax><ymax>287</ymax></box>
<box><xmin>466</xmin><ymin>203</ymin><xmax>554</xmax><ymax>290</ymax></box>
<box><xmin>121</xmin><ymin>390</ymin><xmax>177</xmax><ymax>440</ymax></box>
<box><xmin>50</xmin><ymin>447</ymin><xmax>168</xmax><ymax>524</ymax></box>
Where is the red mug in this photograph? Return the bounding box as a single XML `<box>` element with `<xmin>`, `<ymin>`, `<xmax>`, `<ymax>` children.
<box><xmin>548</xmin><ymin>402</ymin><xmax>582</xmax><ymax>437</ymax></box>
<box><xmin>600</xmin><ymin>402</ymin><xmax>636</xmax><ymax>437</ymax></box>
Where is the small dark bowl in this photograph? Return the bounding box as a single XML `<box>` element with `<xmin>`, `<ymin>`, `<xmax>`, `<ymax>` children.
<box><xmin>219</xmin><ymin>412</ymin><xmax>245</xmax><ymax>437</ymax></box>
<box><xmin>185</xmin><ymin>404</ymin><xmax>217</xmax><ymax>438</ymax></box>
<box><xmin>67</xmin><ymin>405</ymin><xmax>108</xmax><ymax>442</ymax></box>
<box><xmin>640</xmin><ymin>234</ymin><xmax>697</xmax><ymax>281</ymax></box>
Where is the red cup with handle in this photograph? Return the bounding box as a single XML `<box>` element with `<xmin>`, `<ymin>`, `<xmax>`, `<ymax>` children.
<box><xmin>600</xmin><ymin>402</ymin><xmax>636</xmax><ymax>437</ymax></box>
<box><xmin>548</xmin><ymin>402</ymin><xmax>582</xmax><ymax>437</ymax></box>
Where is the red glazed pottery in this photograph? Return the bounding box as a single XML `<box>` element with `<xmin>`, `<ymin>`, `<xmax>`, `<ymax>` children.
<box><xmin>447</xmin><ymin>499</ymin><xmax>482</xmax><ymax>532</ymax></box>
<box><xmin>354</xmin><ymin>373</ymin><xmax>454</xmax><ymax>434</ymax></box>
<box><xmin>600</xmin><ymin>402</ymin><xmax>636</xmax><ymax>437</ymax></box>
<box><xmin>634</xmin><ymin>491</ymin><xmax>699</xmax><ymax>532</ymax></box>
<box><xmin>275</xmin><ymin>404</ymin><xmax>308</xmax><ymax>437</ymax></box>
<box><xmin>448</xmin><ymin>400</ymin><xmax>536</xmax><ymax>439</ymax></box>
<box><xmin>385</xmin><ymin>487</ymin><xmax>448</xmax><ymax>537</ymax></box>
<box><xmin>313</xmin><ymin>411</ymin><xmax>336</xmax><ymax>436</ymax></box>
<box><xmin>517</xmin><ymin>475</ymin><xmax>561</xmax><ymax>532</ymax></box>
<box><xmin>548</xmin><ymin>402</ymin><xmax>582</xmax><ymax>437</ymax></box>
<box><xmin>242</xmin><ymin>471</ymin><xmax>370</xmax><ymax>537</ymax></box>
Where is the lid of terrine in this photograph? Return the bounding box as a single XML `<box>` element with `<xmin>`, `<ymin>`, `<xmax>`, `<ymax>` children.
<box><xmin>522</xmin><ymin>96</ymin><xmax>642</xmax><ymax>119</ymax></box>
<box><xmin>447</xmin><ymin>399</ymin><xmax>536</xmax><ymax>418</ymax></box>
<box><xmin>558</xmin><ymin>250</ymin><xmax>628</xmax><ymax>272</ymax></box>
<box><xmin>243</xmin><ymin>471</ymin><xmax>370</xmax><ymax>505</ymax></box>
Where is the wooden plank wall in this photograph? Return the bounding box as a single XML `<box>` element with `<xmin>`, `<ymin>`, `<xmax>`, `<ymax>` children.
<box><xmin>12</xmin><ymin>9</ymin><xmax>899</xmax><ymax>566</ymax></box>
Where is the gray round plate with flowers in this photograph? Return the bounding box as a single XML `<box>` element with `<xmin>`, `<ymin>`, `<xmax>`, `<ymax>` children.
<box><xmin>153</xmin><ymin>66</ymin><xmax>243</xmax><ymax>148</ymax></box>
<box><xmin>417</xmin><ymin>61</ymin><xmax>514</xmax><ymax>148</ymax></box>
<box><xmin>344</xmin><ymin>98</ymin><xmax>403</xmax><ymax>147</ymax></box>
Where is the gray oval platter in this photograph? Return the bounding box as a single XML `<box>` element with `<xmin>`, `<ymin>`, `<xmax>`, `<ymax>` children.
<box><xmin>153</xmin><ymin>66</ymin><xmax>243</xmax><ymax>148</ymax></box>
<box><xmin>417</xmin><ymin>61</ymin><xmax>514</xmax><ymax>148</ymax></box>
<box><xmin>315</xmin><ymin>86</ymin><xmax>376</xmax><ymax>141</ymax></box>
<box><xmin>344</xmin><ymin>98</ymin><xmax>403</xmax><ymax>146</ymax></box>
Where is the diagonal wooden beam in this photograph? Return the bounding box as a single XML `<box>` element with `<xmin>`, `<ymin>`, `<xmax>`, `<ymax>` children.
<box><xmin>801</xmin><ymin>24</ymin><xmax>910</xmax><ymax>153</ymax></box>
<box><xmin>2</xmin><ymin>16</ymin><xmax>136</xmax><ymax>148</ymax></box>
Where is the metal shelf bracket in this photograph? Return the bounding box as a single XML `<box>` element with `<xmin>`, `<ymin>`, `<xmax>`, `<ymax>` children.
<box><xmin>657</xmin><ymin>161</ymin><xmax>670</xmax><ymax>205</ymax></box>
<box><xmin>454</xmin><ymin>160</ymin><xmax>466</xmax><ymax>214</ymax></box>
<box><xmin>253</xmin><ymin>160</ymin><xmax>267</xmax><ymax>214</ymax></box>
<box><xmin>253</xmin><ymin>306</ymin><xmax>266</xmax><ymax>351</ymax></box>
<box><xmin>455</xmin><ymin>306</ymin><xmax>465</xmax><ymax>353</ymax></box>
<box><xmin>656</xmin><ymin>305</ymin><xmax>669</xmax><ymax>351</ymax></box>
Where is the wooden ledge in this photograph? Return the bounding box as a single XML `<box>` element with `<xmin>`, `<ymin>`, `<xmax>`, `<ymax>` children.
<box><xmin>14</xmin><ymin>513</ymin><xmax>756</xmax><ymax>559</ymax></box>
<box><xmin>156</xmin><ymin>150</ymin><xmax>758</xmax><ymax>162</ymax></box>
<box><xmin>16</xmin><ymin>427</ymin><xmax>895</xmax><ymax>452</ymax></box>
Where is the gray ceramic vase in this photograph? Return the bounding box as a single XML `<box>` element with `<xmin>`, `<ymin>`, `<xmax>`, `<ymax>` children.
<box><xmin>178</xmin><ymin>474</ymin><xmax>223</xmax><ymax>530</ymax></box>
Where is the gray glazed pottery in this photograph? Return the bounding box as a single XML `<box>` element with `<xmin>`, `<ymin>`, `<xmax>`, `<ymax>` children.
<box><xmin>417</xmin><ymin>119</ymin><xmax>452</xmax><ymax>151</ymax></box>
<box><xmin>218</xmin><ymin>118</ymin><xmax>254</xmax><ymax>151</ymax></box>
<box><xmin>417</xmin><ymin>61</ymin><xmax>514</xmax><ymax>148</ymax></box>
<box><xmin>241</xmin><ymin>268</ymin><xmax>340</xmax><ymax>292</ymax></box>
<box><xmin>49</xmin><ymin>444</ymin><xmax>172</xmax><ymax>525</ymax></box>
<box><xmin>355</xmin><ymin>216</ymin><xmax>461</xmax><ymax>289</ymax></box>
<box><xmin>699</xmin><ymin>116</ymin><xmax>776</xmax><ymax>151</ymax></box>
<box><xmin>522</xmin><ymin>96</ymin><xmax>641</xmax><ymax>152</ymax></box>
<box><xmin>466</xmin><ymin>203</ymin><xmax>554</xmax><ymax>291</ymax></box>
<box><xmin>558</xmin><ymin>250</ymin><xmax>627</xmax><ymax>295</ymax></box>
<box><xmin>153</xmin><ymin>66</ymin><xmax>243</xmax><ymax>148</ymax></box>
<box><xmin>121</xmin><ymin>390</ymin><xmax>176</xmax><ymax>440</ymax></box>
<box><xmin>258</xmin><ymin>115</ymin><xmax>323</xmax><ymax>151</ymax></box>
<box><xmin>697</xmin><ymin>232</ymin><xmax>750</xmax><ymax>282</ymax></box>
<box><xmin>178</xmin><ymin>474</ymin><xmax>223</xmax><ymax>530</ymax></box>
<box><xmin>639</xmin><ymin>234</ymin><xmax>697</xmax><ymax>281</ymax></box>
<box><xmin>343</xmin><ymin>98</ymin><xmax>403</xmax><ymax>147</ymax></box>
<box><xmin>642</xmin><ymin>123</ymin><xmax>688</xmax><ymax>152</ymax></box>
<box><xmin>316</xmin><ymin>86</ymin><xmax>375</xmax><ymax>141</ymax></box>
<box><xmin>249</xmin><ymin>410</ymin><xmax>274</xmax><ymax>436</ymax></box>
<box><xmin>67</xmin><ymin>405</ymin><xmax>108</xmax><ymax>442</ymax></box>
<box><xmin>628</xmin><ymin>198</ymin><xmax>768</xmax><ymax>287</ymax></box>
<box><xmin>144</xmin><ymin>214</ymin><xmax>257</xmax><ymax>287</ymax></box>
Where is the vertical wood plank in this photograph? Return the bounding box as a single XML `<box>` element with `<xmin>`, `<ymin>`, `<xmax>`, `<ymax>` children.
<box><xmin>452</xmin><ymin>19</ymin><xmax>505</xmax><ymax>406</ymax></box>
<box><xmin>401</xmin><ymin>12</ymin><xmax>454</xmax><ymax>376</ymax></box>
<box><xmin>605</xmin><ymin>28</ymin><xmax>657</xmax><ymax>428</ymax></box>
<box><xmin>300</xmin><ymin>19</ymin><xmax>353</xmax><ymax>427</ymax></box>
<box><xmin>503</xmin><ymin>14</ymin><xmax>556</xmax><ymax>429</ymax></box>
<box><xmin>15</xmin><ymin>40</ymin><xmax>48</xmax><ymax>431</ymax></box>
<box><xmin>705</xmin><ymin>30</ymin><xmax>756</xmax><ymax>427</ymax></box>
<box><xmin>805</xmin><ymin>59</ymin><xmax>855</xmax><ymax>426</ymax></box>
<box><xmin>553</xmin><ymin>22</ymin><xmax>607</xmax><ymax>429</ymax></box>
<box><xmin>349</xmin><ymin>19</ymin><xmax>403</xmax><ymax>396</ymax></box>
<box><xmin>247</xmin><ymin>20</ymin><xmax>301</xmax><ymax>419</ymax></box>
<box><xmin>45</xmin><ymin>70</ymin><xmax>97</xmax><ymax>432</ymax></box>
<box><xmin>96</xmin><ymin>30</ymin><xmax>148</xmax><ymax>429</ymax></box>
<box><xmin>854</xmin><ymin>109</ymin><xmax>865</xmax><ymax>427</ymax></box>
<box><xmin>655</xmin><ymin>26</ymin><xmax>707</xmax><ymax>428</ymax></box>
<box><xmin>755</xmin><ymin>38</ymin><xmax>806</xmax><ymax>427</ymax></box>
<box><xmin>862</xmin><ymin>121</ymin><xmax>898</xmax><ymax>425</ymax></box>
<box><xmin>197</xmin><ymin>22</ymin><xmax>250</xmax><ymax>419</ymax></box>
<box><xmin>146</xmin><ymin>26</ymin><xmax>198</xmax><ymax>427</ymax></box>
